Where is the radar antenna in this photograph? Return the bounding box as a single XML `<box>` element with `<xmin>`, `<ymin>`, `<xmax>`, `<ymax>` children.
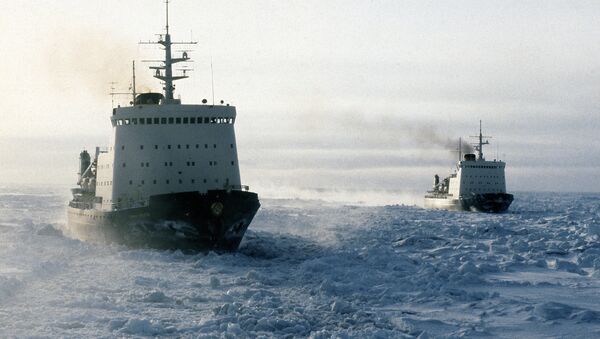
<box><xmin>470</xmin><ymin>120</ymin><xmax>491</xmax><ymax>161</ymax></box>
<box><xmin>139</xmin><ymin>0</ymin><xmax>197</xmax><ymax>104</ymax></box>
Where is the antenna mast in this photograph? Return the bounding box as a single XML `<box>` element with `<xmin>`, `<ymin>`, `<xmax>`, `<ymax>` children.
<box><xmin>132</xmin><ymin>61</ymin><xmax>137</xmax><ymax>103</ymax></box>
<box><xmin>471</xmin><ymin>120</ymin><xmax>491</xmax><ymax>161</ymax></box>
<box><xmin>109</xmin><ymin>82</ymin><xmax>118</xmax><ymax>108</ymax></box>
<box><xmin>140</xmin><ymin>0</ymin><xmax>197</xmax><ymax>104</ymax></box>
<box><xmin>458</xmin><ymin>137</ymin><xmax>462</xmax><ymax>162</ymax></box>
<box><xmin>211</xmin><ymin>56</ymin><xmax>215</xmax><ymax>105</ymax></box>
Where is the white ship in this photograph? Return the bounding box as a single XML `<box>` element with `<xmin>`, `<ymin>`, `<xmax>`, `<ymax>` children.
<box><xmin>66</xmin><ymin>2</ymin><xmax>260</xmax><ymax>250</ymax></box>
<box><xmin>424</xmin><ymin>122</ymin><xmax>513</xmax><ymax>213</ymax></box>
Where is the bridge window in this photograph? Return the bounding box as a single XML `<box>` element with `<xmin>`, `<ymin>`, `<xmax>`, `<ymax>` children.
<box><xmin>168</xmin><ymin>117</ymin><xmax>174</xmax><ymax>124</ymax></box>
<box><xmin>176</xmin><ymin>117</ymin><xmax>181</xmax><ymax>124</ymax></box>
<box><xmin>132</xmin><ymin>118</ymin><xmax>138</xmax><ymax>125</ymax></box>
<box><xmin>139</xmin><ymin>118</ymin><xmax>145</xmax><ymax>125</ymax></box>
<box><xmin>204</xmin><ymin>117</ymin><xmax>209</xmax><ymax>123</ymax></box>
<box><xmin>183</xmin><ymin>117</ymin><xmax>188</xmax><ymax>124</ymax></box>
<box><xmin>146</xmin><ymin>118</ymin><xmax>152</xmax><ymax>124</ymax></box>
<box><xmin>161</xmin><ymin>118</ymin><xmax>167</xmax><ymax>124</ymax></box>
<box><xmin>154</xmin><ymin>118</ymin><xmax>159</xmax><ymax>124</ymax></box>
<box><xmin>190</xmin><ymin>117</ymin><xmax>196</xmax><ymax>123</ymax></box>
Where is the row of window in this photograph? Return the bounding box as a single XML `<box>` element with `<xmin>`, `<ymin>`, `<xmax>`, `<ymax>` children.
<box><xmin>119</xmin><ymin>161</ymin><xmax>234</xmax><ymax>167</ymax></box>
<box><xmin>113</xmin><ymin>117</ymin><xmax>234</xmax><ymax>126</ymax></box>
<box><xmin>466</xmin><ymin>182</ymin><xmax>501</xmax><ymax>185</ymax></box>
<box><xmin>127</xmin><ymin>178</ymin><xmax>226</xmax><ymax>185</ymax></box>
<box><xmin>467</xmin><ymin>188</ymin><xmax>503</xmax><ymax>192</ymax></box>
<box><xmin>98</xmin><ymin>177</ymin><xmax>228</xmax><ymax>186</ymax></box>
<box><xmin>464</xmin><ymin>175</ymin><xmax>502</xmax><ymax>178</ymax></box>
<box><xmin>463</xmin><ymin>165</ymin><xmax>501</xmax><ymax>169</ymax></box>
<box><xmin>118</xmin><ymin>144</ymin><xmax>234</xmax><ymax>151</ymax></box>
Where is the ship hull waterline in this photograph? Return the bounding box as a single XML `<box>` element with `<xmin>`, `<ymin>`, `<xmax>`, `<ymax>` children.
<box><xmin>66</xmin><ymin>190</ymin><xmax>260</xmax><ymax>251</ymax></box>
<box><xmin>424</xmin><ymin>193</ymin><xmax>513</xmax><ymax>213</ymax></box>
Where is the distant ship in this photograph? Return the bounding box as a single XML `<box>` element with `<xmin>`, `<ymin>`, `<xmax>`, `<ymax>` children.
<box><xmin>424</xmin><ymin>121</ymin><xmax>513</xmax><ymax>213</ymax></box>
<box><xmin>66</xmin><ymin>2</ymin><xmax>260</xmax><ymax>250</ymax></box>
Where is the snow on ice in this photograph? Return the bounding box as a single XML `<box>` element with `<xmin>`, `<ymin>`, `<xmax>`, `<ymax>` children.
<box><xmin>1</xmin><ymin>185</ymin><xmax>600</xmax><ymax>337</ymax></box>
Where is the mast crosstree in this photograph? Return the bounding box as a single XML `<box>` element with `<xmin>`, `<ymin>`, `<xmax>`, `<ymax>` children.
<box><xmin>471</xmin><ymin>120</ymin><xmax>491</xmax><ymax>160</ymax></box>
<box><xmin>140</xmin><ymin>0</ymin><xmax>197</xmax><ymax>103</ymax></box>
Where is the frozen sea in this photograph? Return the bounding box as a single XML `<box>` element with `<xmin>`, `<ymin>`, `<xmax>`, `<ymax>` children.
<box><xmin>1</xmin><ymin>185</ymin><xmax>600</xmax><ymax>338</ymax></box>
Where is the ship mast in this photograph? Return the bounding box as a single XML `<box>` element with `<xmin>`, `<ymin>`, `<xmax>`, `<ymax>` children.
<box><xmin>140</xmin><ymin>0</ymin><xmax>196</xmax><ymax>104</ymax></box>
<box><xmin>471</xmin><ymin>120</ymin><xmax>490</xmax><ymax>161</ymax></box>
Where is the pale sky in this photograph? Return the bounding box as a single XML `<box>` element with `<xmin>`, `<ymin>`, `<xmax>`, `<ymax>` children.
<box><xmin>1</xmin><ymin>0</ymin><xmax>599</xmax><ymax>199</ymax></box>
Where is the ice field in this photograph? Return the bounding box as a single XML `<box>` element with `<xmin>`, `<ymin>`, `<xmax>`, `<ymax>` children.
<box><xmin>1</xmin><ymin>185</ymin><xmax>600</xmax><ymax>337</ymax></box>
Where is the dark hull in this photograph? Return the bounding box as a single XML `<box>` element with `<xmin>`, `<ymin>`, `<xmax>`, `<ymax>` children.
<box><xmin>460</xmin><ymin>193</ymin><xmax>513</xmax><ymax>213</ymax></box>
<box><xmin>66</xmin><ymin>190</ymin><xmax>260</xmax><ymax>251</ymax></box>
<box><xmin>424</xmin><ymin>193</ymin><xmax>513</xmax><ymax>213</ymax></box>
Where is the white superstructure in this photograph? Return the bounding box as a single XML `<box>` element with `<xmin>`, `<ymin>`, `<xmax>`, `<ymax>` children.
<box><xmin>94</xmin><ymin>104</ymin><xmax>242</xmax><ymax>211</ymax></box>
